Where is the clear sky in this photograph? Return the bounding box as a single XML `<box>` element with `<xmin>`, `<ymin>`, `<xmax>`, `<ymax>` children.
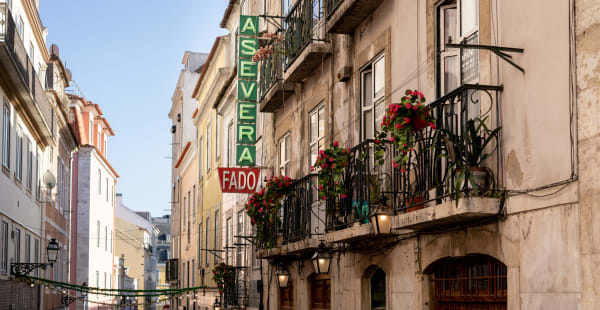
<box><xmin>39</xmin><ymin>1</ymin><xmax>228</xmax><ymax>216</ymax></box>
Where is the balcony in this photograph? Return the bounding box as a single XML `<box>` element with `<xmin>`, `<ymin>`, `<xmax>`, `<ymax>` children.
<box><xmin>258</xmin><ymin>54</ymin><xmax>294</xmax><ymax>112</ymax></box>
<box><xmin>325</xmin><ymin>84</ymin><xmax>504</xmax><ymax>242</ymax></box>
<box><xmin>0</xmin><ymin>4</ymin><xmax>53</xmax><ymax>146</ymax></box>
<box><xmin>282</xmin><ymin>0</ymin><xmax>331</xmax><ymax>83</ymax></box>
<box><xmin>325</xmin><ymin>0</ymin><xmax>386</xmax><ymax>34</ymax></box>
<box><xmin>165</xmin><ymin>258</ymin><xmax>178</xmax><ymax>283</ymax></box>
<box><xmin>223</xmin><ymin>267</ymin><xmax>249</xmax><ymax>308</ymax></box>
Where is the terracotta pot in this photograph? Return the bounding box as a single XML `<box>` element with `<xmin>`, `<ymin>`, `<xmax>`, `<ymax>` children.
<box><xmin>456</xmin><ymin>167</ymin><xmax>489</xmax><ymax>192</ymax></box>
<box><xmin>410</xmin><ymin>110</ymin><xmax>430</xmax><ymax>131</ymax></box>
<box><xmin>405</xmin><ymin>196</ymin><xmax>425</xmax><ymax>213</ymax></box>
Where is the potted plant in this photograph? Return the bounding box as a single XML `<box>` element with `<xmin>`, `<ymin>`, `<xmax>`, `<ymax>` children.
<box><xmin>443</xmin><ymin>116</ymin><xmax>501</xmax><ymax>203</ymax></box>
<box><xmin>313</xmin><ymin>141</ymin><xmax>350</xmax><ymax>201</ymax></box>
<box><xmin>245</xmin><ymin>175</ymin><xmax>294</xmax><ymax>248</ymax></box>
<box><xmin>374</xmin><ymin>89</ymin><xmax>437</xmax><ymax>170</ymax></box>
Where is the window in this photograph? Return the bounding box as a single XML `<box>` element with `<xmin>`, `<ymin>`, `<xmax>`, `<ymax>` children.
<box><xmin>104</xmin><ymin>272</ymin><xmax>107</xmax><ymax>289</ymax></box>
<box><xmin>25</xmin><ymin>234</ymin><xmax>30</xmax><ymax>263</ymax></box>
<box><xmin>110</xmin><ymin>230</ymin><xmax>113</xmax><ymax>253</ymax></box>
<box><xmin>187</xmin><ymin>261</ymin><xmax>190</xmax><ymax>287</ymax></box>
<box><xmin>199</xmin><ymin>137</ymin><xmax>203</xmax><ymax>178</ymax></box>
<box><xmin>226</xmin><ymin>217</ymin><xmax>232</xmax><ymax>264</ymax></box>
<box><xmin>56</xmin><ymin>160</ymin><xmax>62</xmax><ymax>208</ymax></box>
<box><xmin>34</xmin><ymin>239</ymin><xmax>39</xmax><ymax>276</ymax></box>
<box><xmin>438</xmin><ymin>0</ymin><xmax>479</xmax><ymax>95</ymax></box>
<box><xmin>97</xmin><ymin>125</ymin><xmax>101</xmax><ymax>148</ymax></box>
<box><xmin>227</xmin><ymin>122</ymin><xmax>235</xmax><ymax>167</ymax></box>
<box><xmin>104</xmin><ymin>137</ymin><xmax>107</xmax><ymax>155</ymax></box>
<box><xmin>96</xmin><ymin>221</ymin><xmax>100</xmax><ymax>248</ymax></box>
<box><xmin>206</xmin><ymin>125</ymin><xmax>211</xmax><ymax>173</ymax></box>
<box><xmin>192</xmin><ymin>185</ymin><xmax>196</xmax><ymax>219</ymax></box>
<box><xmin>17</xmin><ymin>16</ymin><xmax>23</xmax><ymax>38</ymax></box>
<box><xmin>187</xmin><ymin>191</ymin><xmax>191</xmax><ymax>243</ymax></box>
<box><xmin>361</xmin><ymin>54</ymin><xmax>385</xmax><ymax>140</ymax></box>
<box><xmin>192</xmin><ymin>259</ymin><xmax>195</xmax><ymax>286</ymax></box>
<box><xmin>14</xmin><ymin>228</ymin><xmax>20</xmax><ymax>263</ymax></box>
<box><xmin>104</xmin><ymin>226</ymin><xmax>108</xmax><ymax>251</ymax></box>
<box><xmin>96</xmin><ymin>270</ymin><xmax>99</xmax><ymax>288</ymax></box>
<box><xmin>279</xmin><ymin>134</ymin><xmax>290</xmax><ymax>177</ymax></box>
<box><xmin>205</xmin><ymin>217</ymin><xmax>210</xmax><ymax>266</ymax></box>
<box><xmin>309</xmin><ymin>104</ymin><xmax>325</xmax><ymax>169</ymax></box>
<box><xmin>26</xmin><ymin>139</ymin><xmax>32</xmax><ymax>190</ymax></box>
<box><xmin>282</xmin><ymin>0</ymin><xmax>291</xmax><ymax>16</ymax></box>
<box><xmin>214</xmin><ymin>210</ymin><xmax>219</xmax><ymax>265</ymax></box>
<box><xmin>215</xmin><ymin>115</ymin><xmax>220</xmax><ymax>159</ymax></box>
<box><xmin>35</xmin><ymin>150</ymin><xmax>40</xmax><ymax>200</ymax></box>
<box><xmin>106</xmin><ymin>178</ymin><xmax>109</xmax><ymax>202</ymax></box>
<box><xmin>89</xmin><ymin>119</ymin><xmax>93</xmax><ymax>144</ymax></box>
<box><xmin>2</xmin><ymin>221</ymin><xmax>9</xmax><ymax>272</ymax></box>
<box><xmin>198</xmin><ymin>223</ymin><xmax>203</xmax><ymax>267</ymax></box>
<box><xmin>16</xmin><ymin>126</ymin><xmax>22</xmax><ymax>181</ymax></box>
<box><xmin>98</xmin><ymin>169</ymin><xmax>102</xmax><ymax>195</ymax></box>
<box><xmin>2</xmin><ymin>102</ymin><xmax>10</xmax><ymax>168</ymax></box>
<box><xmin>237</xmin><ymin>211</ymin><xmax>245</xmax><ymax>266</ymax></box>
<box><xmin>183</xmin><ymin>197</ymin><xmax>187</xmax><ymax>223</ymax></box>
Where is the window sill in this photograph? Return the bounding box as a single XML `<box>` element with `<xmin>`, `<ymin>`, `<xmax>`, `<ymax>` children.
<box><xmin>1</xmin><ymin>166</ymin><xmax>9</xmax><ymax>177</ymax></box>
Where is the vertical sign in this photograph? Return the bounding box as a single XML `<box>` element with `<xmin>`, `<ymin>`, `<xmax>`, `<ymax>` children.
<box><xmin>237</xmin><ymin>15</ymin><xmax>259</xmax><ymax>166</ymax></box>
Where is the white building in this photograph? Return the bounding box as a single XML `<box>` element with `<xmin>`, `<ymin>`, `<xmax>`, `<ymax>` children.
<box><xmin>69</xmin><ymin>96</ymin><xmax>118</xmax><ymax>309</ymax></box>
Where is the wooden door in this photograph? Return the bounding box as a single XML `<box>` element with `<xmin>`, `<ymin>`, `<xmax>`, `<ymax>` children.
<box><xmin>310</xmin><ymin>274</ymin><xmax>331</xmax><ymax>310</ymax></box>
<box><xmin>280</xmin><ymin>280</ymin><xmax>294</xmax><ymax>310</ymax></box>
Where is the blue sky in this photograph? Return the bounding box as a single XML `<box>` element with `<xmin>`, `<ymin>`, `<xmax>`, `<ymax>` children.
<box><xmin>40</xmin><ymin>1</ymin><xmax>228</xmax><ymax>216</ymax></box>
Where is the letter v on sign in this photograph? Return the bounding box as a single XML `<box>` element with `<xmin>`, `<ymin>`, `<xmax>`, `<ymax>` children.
<box><xmin>238</xmin><ymin>80</ymin><xmax>257</xmax><ymax>102</ymax></box>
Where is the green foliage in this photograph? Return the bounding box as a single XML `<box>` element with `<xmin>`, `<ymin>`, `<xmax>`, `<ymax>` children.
<box><xmin>212</xmin><ymin>263</ymin><xmax>235</xmax><ymax>295</ymax></box>
<box><xmin>312</xmin><ymin>141</ymin><xmax>350</xmax><ymax>201</ymax></box>
<box><xmin>245</xmin><ymin>176</ymin><xmax>294</xmax><ymax>248</ymax></box>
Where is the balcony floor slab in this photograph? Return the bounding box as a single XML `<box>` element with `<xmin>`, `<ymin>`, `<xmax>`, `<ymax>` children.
<box><xmin>392</xmin><ymin>197</ymin><xmax>502</xmax><ymax>231</ymax></box>
<box><xmin>259</xmin><ymin>81</ymin><xmax>295</xmax><ymax>112</ymax></box>
<box><xmin>326</xmin><ymin>0</ymin><xmax>386</xmax><ymax>34</ymax></box>
<box><xmin>284</xmin><ymin>42</ymin><xmax>332</xmax><ymax>83</ymax></box>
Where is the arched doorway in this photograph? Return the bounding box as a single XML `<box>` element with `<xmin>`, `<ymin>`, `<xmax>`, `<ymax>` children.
<box><xmin>370</xmin><ymin>268</ymin><xmax>386</xmax><ymax>310</ymax></box>
<box><xmin>428</xmin><ymin>255</ymin><xmax>507</xmax><ymax>310</ymax></box>
<box><xmin>309</xmin><ymin>273</ymin><xmax>331</xmax><ymax>310</ymax></box>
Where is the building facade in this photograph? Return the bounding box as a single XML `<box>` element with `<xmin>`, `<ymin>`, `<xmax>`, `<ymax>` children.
<box><xmin>69</xmin><ymin>95</ymin><xmax>117</xmax><ymax>309</ymax></box>
<box><xmin>115</xmin><ymin>194</ymin><xmax>159</xmax><ymax>310</ymax></box>
<box><xmin>241</xmin><ymin>0</ymin><xmax>600</xmax><ymax>309</ymax></box>
<box><xmin>168</xmin><ymin>51</ymin><xmax>207</xmax><ymax>309</ymax></box>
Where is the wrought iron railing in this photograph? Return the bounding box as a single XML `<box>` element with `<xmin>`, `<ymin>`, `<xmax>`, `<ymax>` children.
<box><xmin>0</xmin><ymin>4</ymin><xmax>53</xmax><ymax>133</ymax></box>
<box><xmin>283</xmin><ymin>0</ymin><xmax>324</xmax><ymax>69</ymax></box>
<box><xmin>281</xmin><ymin>174</ymin><xmax>320</xmax><ymax>244</ymax></box>
<box><xmin>325</xmin><ymin>84</ymin><xmax>503</xmax><ymax>231</ymax></box>
<box><xmin>325</xmin><ymin>0</ymin><xmax>343</xmax><ymax>18</ymax></box>
<box><xmin>259</xmin><ymin>53</ymin><xmax>284</xmax><ymax>102</ymax></box>
<box><xmin>224</xmin><ymin>267</ymin><xmax>249</xmax><ymax>308</ymax></box>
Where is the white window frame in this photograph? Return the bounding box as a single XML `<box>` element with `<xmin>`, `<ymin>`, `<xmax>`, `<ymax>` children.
<box><xmin>215</xmin><ymin>115</ymin><xmax>220</xmax><ymax>159</ymax></box>
<box><xmin>26</xmin><ymin>139</ymin><xmax>32</xmax><ymax>191</ymax></box>
<box><xmin>96</xmin><ymin>221</ymin><xmax>100</xmax><ymax>248</ymax></box>
<box><xmin>2</xmin><ymin>102</ymin><xmax>10</xmax><ymax>169</ymax></box>
<box><xmin>309</xmin><ymin>104</ymin><xmax>325</xmax><ymax>170</ymax></box>
<box><xmin>199</xmin><ymin>137</ymin><xmax>203</xmax><ymax>179</ymax></box>
<box><xmin>278</xmin><ymin>133</ymin><xmax>290</xmax><ymax>177</ymax></box>
<box><xmin>360</xmin><ymin>54</ymin><xmax>385</xmax><ymax>141</ymax></box>
<box><xmin>206</xmin><ymin>124</ymin><xmax>211</xmax><ymax>173</ymax></box>
<box><xmin>15</xmin><ymin>126</ymin><xmax>22</xmax><ymax>181</ymax></box>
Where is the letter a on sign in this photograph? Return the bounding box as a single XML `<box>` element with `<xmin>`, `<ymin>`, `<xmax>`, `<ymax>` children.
<box><xmin>240</xmin><ymin>16</ymin><xmax>258</xmax><ymax>36</ymax></box>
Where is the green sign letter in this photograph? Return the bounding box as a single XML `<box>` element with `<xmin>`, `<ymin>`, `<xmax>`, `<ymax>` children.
<box><xmin>236</xmin><ymin>145</ymin><xmax>256</xmax><ymax>166</ymax></box>
<box><xmin>238</xmin><ymin>102</ymin><xmax>257</xmax><ymax>122</ymax></box>
<box><xmin>240</xmin><ymin>16</ymin><xmax>259</xmax><ymax>36</ymax></box>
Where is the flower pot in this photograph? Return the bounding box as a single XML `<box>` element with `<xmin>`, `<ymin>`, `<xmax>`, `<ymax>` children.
<box><xmin>410</xmin><ymin>110</ymin><xmax>430</xmax><ymax>131</ymax></box>
<box><xmin>456</xmin><ymin>167</ymin><xmax>490</xmax><ymax>192</ymax></box>
<box><xmin>405</xmin><ymin>196</ymin><xmax>425</xmax><ymax>213</ymax></box>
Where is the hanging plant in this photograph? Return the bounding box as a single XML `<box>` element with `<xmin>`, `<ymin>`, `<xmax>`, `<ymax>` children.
<box><xmin>312</xmin><ymin>141</ymin><xmax>350</xmax><ymax>201</ymax></box>
<box><xmin>374</xmin><ymin>90</ymin><xmax>436</xmax><ymax>170</ymax></box>
<box><xmin>246</xmin><ymin>175</ymin><xmax>294</xmax><ymax>248</ymax></box>
<box><xmin>212</xmin><ymin>263</ymin><xmax>235</xmax><ymax>295</ymax></box>
<box><xmin>252</xmin><ymin>32</ymin><xmax>285</xmax><ymax>62</ymax></box>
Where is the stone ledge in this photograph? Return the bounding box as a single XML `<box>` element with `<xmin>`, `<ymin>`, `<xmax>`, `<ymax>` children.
<box><xmin>259</xmin><ymin>81</ymin><xmax>295</xmax><ymax>112</ymax></box>
<box><xmin>256</xmin><ymin>238</ymin><xmax>320</xmax><ymax>259</ymax></box>
<box><xmin>326</xmin><ymin>0</ymin><xmax>386</xmax><ymax>34</ymax></box>
<box><xmin>283</xmin><ymin>42</ymin><xmax>332</xmax><ymax>83</ymax></box>
<box><xmin>325</xmin><ymin>221</ymin><xmax>376</xmax><ymax>243</ymax></box>
<box><xmin>392</xmin><ymin>197</ymin><xmax>501</xmax><ymax>231</ymax></box>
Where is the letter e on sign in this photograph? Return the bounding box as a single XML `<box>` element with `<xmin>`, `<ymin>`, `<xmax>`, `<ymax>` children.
<box><xmin>218</xmin><ymin>167</ymin><xmax>261</xmax><ymax>193</ymax></box>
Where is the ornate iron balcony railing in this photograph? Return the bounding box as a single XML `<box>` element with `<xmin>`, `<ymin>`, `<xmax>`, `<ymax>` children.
<box><xmin>325</xmin><ymin>84</ymin><xmax>503</xmax><ymax>231</ymax></box>
<box><xmin>325</xmin><ymin>0</ymin><xmax>343</xmax><ymax>18</ymax></box>
<box><xmin>259</xmin><ymin>53</ymin><xmax>283</xmax><ymax>102</ymax></box>
<box><xmin>283</xmin><ymin>0</ymin><xmax>324</xmax><ymax>69</ymax></box>
<box><xmin>281</xmin><ymin>174</ymin><xmax>320</xmax><ymax>244</ymax></box>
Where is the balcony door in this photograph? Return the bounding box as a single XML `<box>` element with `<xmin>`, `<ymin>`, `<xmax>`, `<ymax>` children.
<box><xmin>280</xmin><ymin>279</ymin><xmax>294</xmax><ymax>310</ymax></box>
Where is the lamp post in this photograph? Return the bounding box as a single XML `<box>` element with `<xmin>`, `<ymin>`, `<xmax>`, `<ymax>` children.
<box><xmin>11</xmin><ymin>239</ymin><xmax>60</xmax><ymax>276</ymax></box>
<box><xmin>276</xmin><ymin>263</ymin><xmax>290</xmax><ymax>288</ymax></box>
<box><xmin>311</xmin><ymin>242</ymin><xmax>331</xmax><ymax>274</ymax></box>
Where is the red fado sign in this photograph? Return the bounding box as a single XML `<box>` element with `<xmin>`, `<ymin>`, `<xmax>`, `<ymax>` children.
<box><xmin>218</xmin><ymin>167</ymin><xmax>261</xmax><ymax>193</ymax></box>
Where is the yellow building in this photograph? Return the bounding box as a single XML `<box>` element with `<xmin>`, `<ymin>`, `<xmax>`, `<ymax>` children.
<box><xmin>191</xmin><ymin>35</ymin><xmax>230</xmax><ymax>308</ymax></box>
<box><xmin>115</xmin><ymin>194</ymin><xmax>157</xmax><ymax>309</ymax></box>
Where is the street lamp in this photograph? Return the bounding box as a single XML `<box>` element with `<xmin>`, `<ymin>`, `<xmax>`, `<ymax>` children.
<box><xmin>213</xmin><ymin>296</ymin><xmax>221</xmax><ymax>310</ymax></box>
<box><xmin>370</xmin><ymin>210</ymin><xmax>393</xmax><ymax>235</ymax></box>
<box><xmin>276</xmin><ymin>263</ymin><xmax>290</xmax><ymax>288</ymax></box>
<box><xmin>311</xmin><ymin>242</ymin><xmax>331</xmax><ymax>274</ymax></box>
<box><xmin>11</xmin><ymin>238</ymin><xmax>60</xmax><ymax>276</ymax></box>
